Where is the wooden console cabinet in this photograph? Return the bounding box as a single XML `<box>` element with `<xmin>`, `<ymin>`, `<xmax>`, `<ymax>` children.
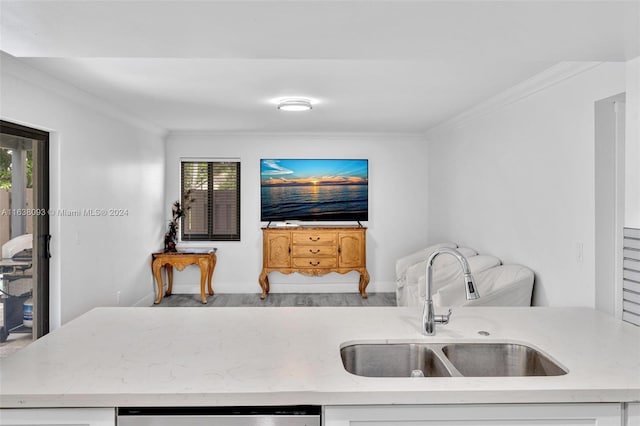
<box><xmin>259</xmin><ymin>226</ymin><xmax>369</xmax><ymax>299</ymax></box>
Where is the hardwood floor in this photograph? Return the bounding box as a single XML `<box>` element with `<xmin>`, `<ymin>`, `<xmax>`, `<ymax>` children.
<box><xmin>153</xmin><ymin>292</ymin><xmax>397</xmax><ymax>307</ymax></box>
<box><xmin>0</xmin><ymin>333</ymin><xmax>31</xmax><ymax>359</ymax></box>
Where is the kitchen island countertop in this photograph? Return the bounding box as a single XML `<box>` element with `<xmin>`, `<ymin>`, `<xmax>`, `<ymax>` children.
<box><xmin>0</xmin><ymin>306</ymin><xmax>638</xmax><ymax>408</ymax></box>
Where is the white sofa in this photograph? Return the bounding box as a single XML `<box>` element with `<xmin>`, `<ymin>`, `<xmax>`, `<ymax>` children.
<box><xmin>396</xmin><ymin>242</ymin><xmax>534</xmax><ymax>307</ymax></box>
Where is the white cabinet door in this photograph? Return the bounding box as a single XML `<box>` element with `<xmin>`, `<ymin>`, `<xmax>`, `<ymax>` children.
<box><xmin>0</xmin><ymin>408</ymin><xmax>114</xmax><ymax>426</ymax></box>
<box><xmin>324</xmin><ymin>403</ymin><xmax>622</xmax><ymax>426</ymax></box>
<box><xmin>627</xmin><ymin>403</ymin><xmax>640</xmax><ymax>426</ymax></box>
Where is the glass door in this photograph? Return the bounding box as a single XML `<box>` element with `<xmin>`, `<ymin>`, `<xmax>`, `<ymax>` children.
<box><xmin>0</xmin><ymin>120</ymin><xmax>49</xmax><ymax>354</ymax></box>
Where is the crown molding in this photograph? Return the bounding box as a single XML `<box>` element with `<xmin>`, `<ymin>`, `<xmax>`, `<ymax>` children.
<box><xmin>1</xmin><ymin>51</ymin><xmax>166</xmax><ymax>137</ymax></box>
<box><xmin>166</xmin><ymin>130</ymin><xmax>426</xmax><ymax>140</ymax></box>
<box><xmin>425</xmin><ymin>62</ymin><xmax>604</xmax><ymax>139</ymax></box>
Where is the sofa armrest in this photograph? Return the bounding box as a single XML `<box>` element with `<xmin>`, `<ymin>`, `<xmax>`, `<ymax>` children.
<box><xmin>433</xmin><ymin>264</ymin><xmax>534</xmax><ymax>307</ymax></box>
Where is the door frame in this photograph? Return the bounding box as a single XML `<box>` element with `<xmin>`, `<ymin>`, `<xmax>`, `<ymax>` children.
<box><xmin>594</xmin><ymin>94</ymin><xmax>626</xmax><ymax>319</ymax></box>
<box><xmin>0</xmin><ymin>120</ymin><xmax>50</xmax><ymax>338</ymax></box>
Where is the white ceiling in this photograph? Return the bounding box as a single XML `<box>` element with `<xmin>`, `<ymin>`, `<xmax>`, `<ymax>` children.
<box><xmin>1</xmin><ymin>1</ymin><xmax>638</xmax><ymax>133</ymax></box>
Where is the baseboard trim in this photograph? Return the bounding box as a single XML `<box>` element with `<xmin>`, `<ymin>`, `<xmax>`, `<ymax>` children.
<box><xmin>134</xmin><ymin>293</ymin><xmax>157</xmax><ymax>307</ymax></box>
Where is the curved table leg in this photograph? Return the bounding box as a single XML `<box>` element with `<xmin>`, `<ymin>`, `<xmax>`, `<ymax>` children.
<box><xmin>207</xmin><ymin>253</ymin><xmax>217</xmax><ymax>296</ymax></box>
<box><xmin>259</xmin><ymin>269</ymin><xmax>269</xmax><ymax>300</ymax></box>
<box><xmin>152</xmin><ymin>260</ymin><xmax>165</xmax><ymax>304</ymax></box>
<box><xmin>198</xmin><ymin>258</ymin><xmax>209</xmax><ymax>304</ymax></box>
<box><xmin>359</xmin><ymin>268</ymin><xmax>370</xmax><ymax>299</ymax></box>
<box><xmin>165</xmin><ymin>265</ymin><xmax>174</xmax><ymax>296</ymax></box>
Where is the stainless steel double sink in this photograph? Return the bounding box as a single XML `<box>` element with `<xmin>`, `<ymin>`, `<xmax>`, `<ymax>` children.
<box><xmin>340</xmin><ymin>342</ymin><xmax>567</xmax><ymax>378</ymax></box>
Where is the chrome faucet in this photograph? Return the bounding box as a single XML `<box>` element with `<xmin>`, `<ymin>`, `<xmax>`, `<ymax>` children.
<box><xmin>422</xmin><ymin>247</ymin><xmax>480</xmax><ymax>336</ymax></box>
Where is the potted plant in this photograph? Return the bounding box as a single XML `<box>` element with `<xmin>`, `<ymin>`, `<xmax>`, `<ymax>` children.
<box><xmin>164</xmin><ymin>190</ymin><xmax>194</xmax><ymax>252</ymax></box>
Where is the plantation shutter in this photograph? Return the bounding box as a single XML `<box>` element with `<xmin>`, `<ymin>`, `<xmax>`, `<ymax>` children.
<box><xmin>623</xmin><ymin>227</ymin><xmax>640</xmax><ymax>326</ymax></box>
<box><xmin>181</xmin><ymin>161</ymin><xmax>240</xmax><ymax>241</ymax></box>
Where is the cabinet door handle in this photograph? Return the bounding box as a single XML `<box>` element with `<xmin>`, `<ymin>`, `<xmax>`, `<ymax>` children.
<box><xmin>309</xmin><ymin>249</ymin><xmax>320</xmax><ymax>254</ymax></box>
<box><xmin>309</xmin><ymin>261</ymin><xmax>320</xmax><ymax>266</ymax></box>
<box><xmin>338</xmin><ymin>246</ymin><xmax>341</xmax><ymax>254</ymax></box>
<box><xmin>309</xmin><ymin>236</ymin><xmax>320</xmax><ymax>242</ymax></box>
<box><xmin>45</xmin><ymin>234</ymin><xmax>52</xmax><ymax>258</ymax></box>
<box><xmin>288</xmin><ymin>246</ymin><xmax>291</xmax><ymax>254</ymax></box>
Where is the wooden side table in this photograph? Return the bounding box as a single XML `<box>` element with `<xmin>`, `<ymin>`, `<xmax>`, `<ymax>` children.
<box><xmin>151</xmin><ymin>250</ymin><xmax>217</xmax><ymax>304</ymax></box>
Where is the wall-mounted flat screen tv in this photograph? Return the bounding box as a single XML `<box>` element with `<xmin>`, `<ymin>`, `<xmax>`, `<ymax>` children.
<box><xmin>260</xmin><ymin>159</ymin><xmax>368</xmax><ymax>222</ymax></box>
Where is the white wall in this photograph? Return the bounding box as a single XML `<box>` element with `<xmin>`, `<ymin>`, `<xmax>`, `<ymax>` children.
<box><xmin>425</xmin><ymin>62</ymin><xmax>627</xmax><ymax>307</ymax></box>
<box><xmin>1</xmin><ymin>53</ymin><xmax>166</xmax><ymax>326</ymax></box>
<box><xmin>164</xmin><ymin>132</ymin><xmax>428</xmax><ymax>296</ymax></box>
<box><xmin>626</xmin><ymin>57</ymin><xmax>640</xmax><ymax>228</ymax></box>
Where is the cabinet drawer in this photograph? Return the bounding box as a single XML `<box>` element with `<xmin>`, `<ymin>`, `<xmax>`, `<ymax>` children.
<box><xmin>293</xmin><ymin>232</ymin><xmax>337</xmax><ymax>246</ymax></box>
<box><xmin>292</xmin><ymin>257</ymin><xmax>338</xmax><ymax>268</ymax></box>
<box><xmin>292</xmin><ymin>245</ymin><xmax>337</xmax><ymax>258</ymax></box>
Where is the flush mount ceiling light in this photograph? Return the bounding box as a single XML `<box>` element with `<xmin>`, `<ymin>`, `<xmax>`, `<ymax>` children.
<box><xmin>277</xmin><ymin>98</ymin><xmax>312</xmax><ymax>112</ymax></box>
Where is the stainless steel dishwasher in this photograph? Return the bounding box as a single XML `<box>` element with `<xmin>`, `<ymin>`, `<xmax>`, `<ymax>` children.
<box><xmin>117</xmin><ymin>406</ymin><xmax>321</xmax><ymax>426</ymax></box>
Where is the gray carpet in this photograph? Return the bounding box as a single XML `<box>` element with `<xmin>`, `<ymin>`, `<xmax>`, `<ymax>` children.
<box><xmin>153</xmin><ymin>292</ymin><xmax>397</xmax><ymax>307</ymax></box>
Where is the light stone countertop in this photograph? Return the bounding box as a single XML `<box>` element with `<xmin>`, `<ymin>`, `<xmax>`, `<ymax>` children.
<box><xmin>0</xmin><ymin>306</ymin><xmax>638</xmax><ymax>408</ymax></box>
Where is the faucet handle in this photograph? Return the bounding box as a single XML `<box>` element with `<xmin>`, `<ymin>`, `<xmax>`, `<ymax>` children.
<box><xmin>435</xmin><ymin>308</ymin><xmax>453</xmax><ymax>325</ymax></box>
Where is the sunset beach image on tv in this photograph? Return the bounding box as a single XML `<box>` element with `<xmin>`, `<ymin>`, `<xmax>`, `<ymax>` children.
<box><xmin>260</xmin><ymin>159</ymin><xmax>368</xmax><ymax>222</ymax></box>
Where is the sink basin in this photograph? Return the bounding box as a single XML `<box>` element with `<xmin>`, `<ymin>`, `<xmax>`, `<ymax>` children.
<box><xmin>340</xmin><ymin>342</ymin><xmax>567</xmax><ymax>378</ymax></box>
<box><xmin>442</xmin><ymin>343</ymin><xmax>567</xmax><ymax>377</ymax></box>
<box><xmin>341</xmin><ymin>343</ymin><xmax>452</xmax><ymax>377</ymax></box>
